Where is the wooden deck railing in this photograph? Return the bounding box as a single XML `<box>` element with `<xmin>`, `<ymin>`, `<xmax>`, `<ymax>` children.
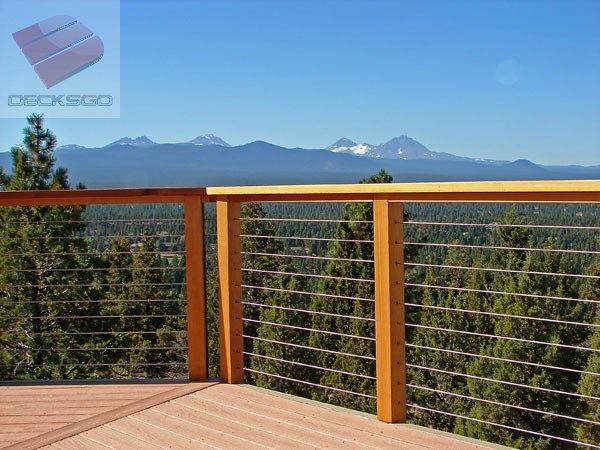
<box><xmin>2</xmin><ymin>180</ymin><xmax>599</xmax><ymax>448</ymax></box>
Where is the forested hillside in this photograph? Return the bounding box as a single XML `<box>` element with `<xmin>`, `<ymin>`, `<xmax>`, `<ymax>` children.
<box><xmin>1</xmin><ymin>116</ymin><xmax>598</xmax><ymax>448</ymax></box>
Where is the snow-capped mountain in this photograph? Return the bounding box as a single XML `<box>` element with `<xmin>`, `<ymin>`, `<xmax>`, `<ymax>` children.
<box><xmin>328</xmin><ymin>138</ymin><xmax>377</xmax><ymax>157</ymax></box>
<box><xmin>328</xmin><ymin>135</ymin><xmax>504</xmax><ymax>163</ymax></box>
<box><xmin>105</xmin><ymin>136</ymin><xmax>156</xmax><ymax>148</ymax></box>
<box><xmin>189</xmin><ymin>134</ymin><xmax>230</xmax><ymax>147</ymax></box>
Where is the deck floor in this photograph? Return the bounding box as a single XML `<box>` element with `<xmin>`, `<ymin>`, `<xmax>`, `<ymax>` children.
<box><xmin>1</xmin><ymin>382</ymin><xmax>497</xmax><ymax>449</ymax></box>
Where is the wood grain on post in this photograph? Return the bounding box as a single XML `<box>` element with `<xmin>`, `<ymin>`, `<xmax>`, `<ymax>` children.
<box><xmin>373</xmin><ymin>199</ymin><xmax>406</xmax><ymax>423</ymax></box>
<box><xmin>216</xmin><ymin>199</ymin><xmax>244</xmax><ymax>383</ymax></box>
<box><xmin>184</xmin><ymin>197</ymin><xmax>208</xmax><ymax>381</ymax></box>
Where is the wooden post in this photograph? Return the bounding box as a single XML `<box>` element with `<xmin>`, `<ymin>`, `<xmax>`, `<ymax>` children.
<box><xmin>373</xmin><ymin>199</ymin><xmax>406</xmax><ymax>423</ymax></box>
<box><xmin>184</xmin><ymin>197</ymin><xmax>208</xmax><ymax>381</ymax></box>
<box><xmin>216</xmin><ymin>199</ymin><xmax>244</xmax><ymax>383</ymax></box>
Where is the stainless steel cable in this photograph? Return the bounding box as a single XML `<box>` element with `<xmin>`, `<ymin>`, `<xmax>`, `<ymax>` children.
<box><xmin>406</xmin><ymin>323</ymin><xmax>599</xmax><ymax>353</ymax></box>
<box><xmin>405</xmin><ymin>262</ymin><xmax>600</xmax><ymax>280</ymax></box>
<box><xmin>239</xmin><ymin>217</ymin><xmax>373</xmax><ymax>224</ymax></box>
<box><xmin>1</xmin><ymin>299</ymin><xmax>183</xmax><ymax>305</ymax></box>
<box><xmin>407</xmin><ymin>384</ymin><xmax>600</xmax><ymax>426</ymax></box>
<box><xmin>243</xmin><ymin>318</ymin><xmax>375</xmax><ymax>341</ymax></box>
<box><xmin>405</xmin><ymin>221</ymin><xmax>600</xmax><ymax>231</ymax></box>
<box><xmin>242</xmin><ymin>284</ymin><xmax>374</xmax><ymax>303</ymax></box>
<box><xmin>243</xmin><ymin>335</ymin><xmax>376</xmax><ymax>361</ymax></box>
<box><xmin>0</xmin><ymin>251</ymin><xmax>185</xmax><ymax>257</ymax></box>
<box><xmin>9</xmin><ymin>267</ymin><xmax>184</xmax><ymax>273</ymax></box>
<box><xmin>30</xmin><ymin>346</ymin><xmax>187</xmax><ymax>352</ymax></box>
<box><xmin>243</xmin><ymin>352</ymin><xmax>376</xmax><ymax>380</ymax></box>
<box><xmin>405</xmin><ymin>282</ymin><xmax>600</xmax><ymax>305</ymax></box>
<box><xmin>28</xmin><ymin>330</ymin><xmax>186</xmax><ymax>336</ymax></box>
<box><xmin>242</xmin><ymin>301</ymin><xmax>375</xmax><ymax>322</ymax></box>
<box><xmin>243</xmin><ymin>368</ymin><xmax>376</xmax><ymax>399</ymax></box>
<box><xmin>20</xmin><ymin>234</ymin><xmax>184</xmax><ymax>240</ymax></box>
<box><xmin>7</xmin><ymin>282</ymin><xmax>185</xmax><ymax>288</ymax></box>
<box><xmin>241</xmin><ymin>251</ymin><xmax>374</xmax><ymax>264</ymax></box>
<box><xmin>407</xmin><ymin>364</ymin><xmax>600</xmax><ymax>401</ymax></box>
<box><xmin>241</xmin><ymin>267</ymin><xmax>374</xmax><ymax>283</ymax></box>
<box><xmin>406</xmin><ymin>404</ymin><xmax>599</xmax><ymax>449</ymax></box>
<box><xmin>404</xmin><ymin>241</ymin><xmax>600</xmax><ymax>255</ymax></box>
<box><xmin>405</xmin><ymin>343</ymin><xmax>599</xmax><ymax>377</ymax></box>
<box><xmin>0</xmin><ymin>314</ymin><xmax>186</xmax><ymax>320</ymax></box>
<box><xmin>4</xmin><ymin>362</ymin><xmax>186</xmax><ymax>368</ymax></box>
<box><xmin>240</xmin><ymin>234</ymin><xmax>374</xmax><ymax>244</ymax></box>
<box><xmin>405</xmin><ymin>303</ymin><xmax>598</xmax><ymax>328</ymax></box>
<box><xmin>2</xmin><ymin>218</ymin><xmax>184</xmax><ymax>225</ymax></box>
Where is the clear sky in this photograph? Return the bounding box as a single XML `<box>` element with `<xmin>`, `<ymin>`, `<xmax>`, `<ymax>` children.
<box><xmin>0</xmin><ymin>0</ymin><xmax>598</xmax><ymax>165</ymax></box>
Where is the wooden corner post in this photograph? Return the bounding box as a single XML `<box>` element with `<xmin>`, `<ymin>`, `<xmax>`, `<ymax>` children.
<box><xmin>184</xmin><ymin>196</ymin><xmax>208</xmax><ymax>381</ymax></box>
<box><xmin>373</xmin><ymin>199</ymin><xmax>406</xmax><ymax>423</ymax></box>
<box><xmin>216</xmin><ymin>199</ymin><xmax>244</xmax><ymax>383</ymax></box>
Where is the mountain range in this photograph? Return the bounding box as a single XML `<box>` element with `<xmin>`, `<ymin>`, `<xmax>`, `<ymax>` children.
<box><xmin>0</xmin><ymin>134</ymin><xmax>597</xmax><ymax>188</ymax></box>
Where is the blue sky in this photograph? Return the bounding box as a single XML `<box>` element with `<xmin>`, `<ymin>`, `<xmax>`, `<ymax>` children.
<box><xmin>0</xmin><ymin>0</ymin><xmax>598</xmax><ymax>165</ymax></box>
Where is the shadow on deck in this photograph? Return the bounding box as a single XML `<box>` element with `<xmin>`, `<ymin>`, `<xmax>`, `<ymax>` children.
<box><xmin>1</xmin><ymin>382</ymin><xmax>500</xmax><ymax>449</ymax></box>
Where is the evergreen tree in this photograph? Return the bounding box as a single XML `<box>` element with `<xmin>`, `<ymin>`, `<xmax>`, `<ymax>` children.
<box><xmin>0</xmin><ymin>114</ymin><xmax>94</xmax><ymax>380</ymax></box>
<box><xmin>308</xmin><ymin>170</ymin><xmax>394</xmax><ymax>413</ymax></box>
<box><xmin>465</xmin><ymin>211</ymin><xmax>591</xmax><ymax>449</ymax></box>
<box><xmin>576</xmin><ymin>257</ymin><xmax>600</xmax><ymax>446</ymax></box>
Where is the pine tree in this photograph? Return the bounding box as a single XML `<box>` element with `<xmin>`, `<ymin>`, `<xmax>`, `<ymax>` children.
<box><xmin>576</xmin><ymin>257</ymin><xmax>600</xmax><ymax>446</ymax></box>
<box><xmin>308</xmin><ymin>170</ymin><xmax>393</xmax><ymax>413</ymax></box>
<box><xmin>465</xmin><ymin>211</ymin><xmax>591</xmax><ymax>449</ymax></box>
<box><xmin>0</xmin><ymin>114</ymin><xmax>94</xmax><ymax>380</ymax></box>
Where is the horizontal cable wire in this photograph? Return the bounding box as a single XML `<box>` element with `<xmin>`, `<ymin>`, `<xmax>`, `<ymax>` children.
<box><xmin>405</xmin><ymin>343</ymin><xmax>600</xmax><ymax>377</ymax></box>
<box><xmin>27</xmin><ymin>330</ymin><xmax>186</xmax><ymax>336</ymax></box>
<box><xmin>405</xmin><ymin>262</ymin><xmax>600</xmax><ymax>280</ymax></box>
<box><xmin>6</xmin><ymin>282</ymin><xmax>184</xmax><ymax>288</ymax></box>
<box><xmin>29</xmin><ymin>346</ymin><xmax>187</xmax><ymax>352</ymax></box>
<box><xmin>243</xmin><ymin>367</ymin><xmax>376</xmax><ymax>399</ymax></box>
<box><xmin>405</xmin><ymin>221</ymin><xmax>600</xmax><ymax>231</ymax></box>
<box><xmin>405</xmin><ymin>282</ymin><xmax>600</xmax><ymax>305</ymax></box>
<box><xmin>9</xmin><ymin>267</ymin><xmax>184</xmax><ymax>273</ymax></box>
<box><xmin>405</xmin><ymin>303</ymin><xmax>598</xmax><ymax>328</ymax></box>
<box><xmin>0</xmin><ymin>299</ymin><xmax>183</xmax><ymax>305</ymax></box>
<box><xmin>2</xmin><ymin>218</ymin><xmax>184</xmax><ymax>225</ymax></box>
<box><xmin>4</xmin><ymin>362</ymin><xmax>186</xmax><ymax>368</ymax></box>
<box><xmin>407</xmin><ymin>384</ymin><xmax>600</xmax><ymax>426</ymax></box>
<box><xmin>241</xmin><ymin>251</ymin><xmax>374</xmax><ymax>264</ymax></box>
<box><xmin>242</xmin><ymin>301</ymin><xmax>375</xmax><ymax>322</ymax></box>
<box><xmin>240</xmin><ymin>234</ymin><xmax>373</xmax><ymax>244</ymax></box>
<box><xmin>407</xmin><ymin>364</ymin><xmax>600</xmax><ymax>401</ymax></box>
<box><xmin>244</xmin><ymin>352</ymin><xmax>376</xmax><ymax>380</ymax></box>
<box><xmin>239</xmin><ymin>217</ymin><xmax>372</xmax><ymax>224</ymax></box>
<box><xmin>19</xmin><ymin>234</ymin><xmax>184</xmax><ymax>240</ymax></box>
<box><xmin>242</xmin><ymin>284</ymin><xmax>374</xmax><ymax>303</ymax></box>
<box><xmin>243</xmin><ymin>334</ymin><xmax>376</xmax><ymax>361</ymax></box>
<box><xmin>0</xmin><ymin>251</ymin><xmax>185</xmax><ymax>257</ymax></box>
<box><xmin>406</xmin><ymin>404</ymin><xmax>599</xmax><ymax>449</ymax></box>
<box><xmin>243</xmin><ymin>318</ymin><xmax>375</xmax><ymax>341</ymax></box>
<box><xmin>241</xmin><ymin>267</ymin><xmax>374</xmax><ymax>283</ymax></box>
<box><xmin>406</xmin><ymin>323</ymin><xmax>599</xmax><ymax>353</ymax></box>
<box><xmin>0</xmin><ymin>314</ymin><xmax>186</xmax><ymax>320</ymax></box>
<box><xmin>404</xmin><ymin>241</ymin><xmax>600</xmax><ymax>255</ymax></box>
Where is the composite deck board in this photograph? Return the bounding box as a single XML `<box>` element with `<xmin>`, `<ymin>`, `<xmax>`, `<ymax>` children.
<box><xmin>5</xmin><ymin>383</ymin><xmax>498</xmax><ymax>449</ymax></box>
<box><xmin>0</xmin><ymin>383</ymin><xmax>177</xmax><ymax>448</ymax></box>
<box><xmin>175</xmin><ymin>393</ymin><xmax>376</xmax><ymax>448</ymax></box>
<box><xmin>107</xmin><ymin>416</ymin><xmax>214</xmax><ymax>449</ymax></box>
<box><xmin>156</xmin><ymin>400</ymin><xmax>302</xmax><ymax>448</ymax></box>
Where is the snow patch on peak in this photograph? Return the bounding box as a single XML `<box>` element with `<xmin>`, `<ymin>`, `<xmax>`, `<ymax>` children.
<box><xmin>189</xmin><ymin>134</ymin><xmax>230</xmax><ymax>147</ymax></box>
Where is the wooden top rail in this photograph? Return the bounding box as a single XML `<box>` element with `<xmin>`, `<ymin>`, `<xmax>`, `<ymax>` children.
<box><xmin>0</xmin><ymin>188</ymin><xmax>208</xmax><ymax>206</ymax></box>
<box><xmin>207</xmin><ymin>180</ymin><xmax>600</xmax><ymax>203</ymax></box>
<box><xmin>1</xmin><ymin>181</ymin><xmax>600</xmax><ymax>206</ymax></box>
